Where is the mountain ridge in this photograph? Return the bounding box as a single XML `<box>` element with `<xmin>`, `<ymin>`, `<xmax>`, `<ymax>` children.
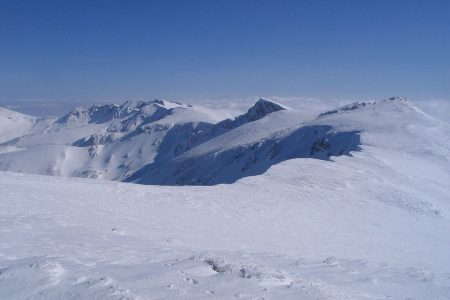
<box><xmin>0</xmin><ymin>97</ymin><xmax>448</xmax><ymax>185</ymax></box>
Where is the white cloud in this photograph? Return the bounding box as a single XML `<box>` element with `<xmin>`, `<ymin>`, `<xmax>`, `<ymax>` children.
<box><xmin>412</xmin><ymin>98</ymin><xmax>450</xmax><ymax>124</ymax></box>
<box><xmin>2</xmin><ymin>96</ymin><xmax>448</xmax><ymax>125</ymax></box>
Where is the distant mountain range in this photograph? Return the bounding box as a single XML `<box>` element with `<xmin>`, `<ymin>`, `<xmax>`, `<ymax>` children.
<box><xmin>0</xmin><ymin>97</ymin><xmax>449</xmax><ymax>185</ymax></box>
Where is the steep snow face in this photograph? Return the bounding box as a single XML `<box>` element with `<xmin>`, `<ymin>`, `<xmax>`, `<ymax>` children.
<box><xmin>0</xmin><ymin>107</ymin><xmax>37</xmax><ymax>143</ymax></box>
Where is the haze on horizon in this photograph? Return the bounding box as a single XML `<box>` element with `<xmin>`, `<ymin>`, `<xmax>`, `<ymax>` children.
<box><xmin>0</xmin><ymin>0</ymin><xmax>449</xmax><ymax>115</ymax></box>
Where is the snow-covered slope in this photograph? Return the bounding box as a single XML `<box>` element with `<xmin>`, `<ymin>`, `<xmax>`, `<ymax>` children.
<box><xmin>0</xmin><ymin>107</ymin><xmax>37</xmax><ymax>143</ymax></box>
<box><xmin>0</xmin><ymin>99</ymin><xmax>293</xmax><ymax>180</ymax></box>
<box><xmin>0</xmin><ymin>100</ymin><xmax>226</xmax><ymax>180</ymax></box>
<box><xmin>1</xmin><ymin>145</ymin><xmax>449</xmax><ymax>299</ymax></box>
<box><xmin>1</xmin><ymin>97</ymin><xmax>450</xmax><ymax>299</ymax></box>
<box><xmin>1</xmin><ymin>97</ymin><xmax>449</xmax><ymax>187</ymax></box>
<box><xmin>130</xmin><ymin>97</ymin><xmax>450</xmax><ymax>185</ymax></box>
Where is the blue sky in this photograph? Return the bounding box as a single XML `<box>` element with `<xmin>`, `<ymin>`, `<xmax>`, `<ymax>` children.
<box><xmin>0</xmin><ymin>0</ymin><xmax>449</xmax><ymax>103</ymax></box>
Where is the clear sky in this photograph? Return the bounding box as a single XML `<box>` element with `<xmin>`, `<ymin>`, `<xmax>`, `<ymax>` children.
<box><xmin>0</xmin><ymin>0</ymin><xmax>449</xmax><ymax>102</ymax></box>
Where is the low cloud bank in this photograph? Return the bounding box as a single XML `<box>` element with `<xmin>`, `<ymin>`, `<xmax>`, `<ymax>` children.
<box><xmin>1</xmin><ymin>97</ymin><xmax>448</xmax><ymax>124</ymax></box>
<box><xmin>413</xmin><ymin>98</ymin><xmax>450</xmax><ymax>124</ymax></box>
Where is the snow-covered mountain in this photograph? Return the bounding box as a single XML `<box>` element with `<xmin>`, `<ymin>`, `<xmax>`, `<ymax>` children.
<box><xmin>0</xmin><ymin>98</ymin><xmax>290</xmax><ymax>181</ymax></box>
<box><xmin>0</xmin><ymin>107</ymin><xmax>40</xmax><ymax>143</ymax></box>
<box><xmin>0</xmin><ymin>107</ymin><xmax>54</xmax><ymax>154</ymax></box>
<box><xmin>129</xmin><ymin>97</ymin><xmax>450</xmax><ymax>185</ymax></box>
<box><xmin>1</xmin><ymin>97</ymin><xmax>450</xmax><ymax>299</ymax></box>
<box><xmin>0</xmin><ymin>99</ymin><xmax>224</xmax><ymax>180</ymax></box>
<box><xmin>0</xmin><ymin>97</ymin><xmax>449</xmax><ymax>186</ymax></box>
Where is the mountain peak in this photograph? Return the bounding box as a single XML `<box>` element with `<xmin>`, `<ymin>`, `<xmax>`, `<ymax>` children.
<box><xmin>245</xmin><ymin>99</ymin><xmax>286</xmax><ymax>121</ymax></box>
<box><xmin>385</xmin><ymin>96</ymin><xmax>408</xmax><ymax>102</ymax></box>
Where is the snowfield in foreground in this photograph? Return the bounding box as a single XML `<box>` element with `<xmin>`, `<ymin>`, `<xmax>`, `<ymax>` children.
<box><xmin>1</xmin><ymin>146</ymin><xmax>450</xmax><ymax>299</ymax></box>
<box><xmin>1</xmin><ymin>97</ymin><xmax>450</xmax><ymax>299</ymax></box>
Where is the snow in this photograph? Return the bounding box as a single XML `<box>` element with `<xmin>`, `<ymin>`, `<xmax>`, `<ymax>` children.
<box><xmin>1</xmin><ymin>147</ymin><xmax>450</xmax><ymax>299</ymax></box>
<box><xmin>1</xmin><ymin>97</ymin><xmax>450</xmax><ymax>298</ymax></box>
<box><xmin>131</xmin><ymin>98</ymin><xmax>450</xmax><ymax>185</ymax></box>
<box><xmin>0</xmin><ymin>107</ymin><xmax>37</xmax><ymax>143</ymax></box>
<box><xmin>0</xmin><ymin>97</ymin><xmax>356</xmax><ymax>182</ymax></box>
<box><xmin>0</xmin><ymin>100</ymin><xmax>227</xmax><ymax>180</ymax></box>
<box><xmin>4</xmin><ymin>97</ymin><xmax>446</xmax><ymax>187</ymax></box>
